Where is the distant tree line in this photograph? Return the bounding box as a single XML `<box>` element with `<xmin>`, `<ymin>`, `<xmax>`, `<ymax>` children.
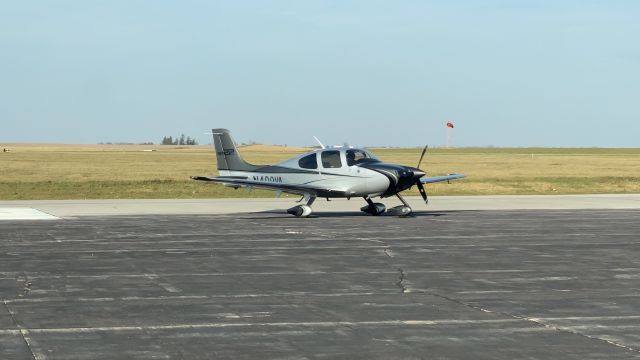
<box><xmin>161</xmin><ymin>134</ymin><xmax>198</xmax><ymax>145</ymax></box>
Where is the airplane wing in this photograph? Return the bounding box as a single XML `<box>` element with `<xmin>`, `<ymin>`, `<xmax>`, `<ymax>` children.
<box><xmin>191</xmin><ymin>176</ymin><xmax>326</xmax><ymax>196</ymax></box>
<box><xmin>420</xmin><ymin>174</ymin><xmax>465</xmax><ymax>184</ymax></box>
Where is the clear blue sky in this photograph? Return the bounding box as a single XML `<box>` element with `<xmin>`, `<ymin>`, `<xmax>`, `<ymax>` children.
<box><xmin>1</xmin><ymin>1</ymin><xmax>638</xmax><ymax>147</ymax></box>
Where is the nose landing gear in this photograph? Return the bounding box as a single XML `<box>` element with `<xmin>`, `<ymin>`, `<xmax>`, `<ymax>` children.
<box><xmin>389</xmin><ymin>193</ymin><xmax>413</xmax><ymax>217</ymax></box>
<box><xmin>361</xmin><ymin>194</ymin><xmax>413</xmax><ymax>217</ymax></box>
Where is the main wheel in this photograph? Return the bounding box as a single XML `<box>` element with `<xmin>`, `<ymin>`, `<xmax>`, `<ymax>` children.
<box><xmin>360</xmin><ymin>203</ymin><xmax>386</xmax><ymax>216</ymax></box>
<box><xmin>287</xmin><ymin>205</ymin><xmax>313</xmax><ymax>217</ymax></box>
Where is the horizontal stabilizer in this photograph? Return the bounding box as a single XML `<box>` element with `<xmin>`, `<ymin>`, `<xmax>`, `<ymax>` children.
<box><xmin>192</xmin><ymin>176</ymin><xmax>314</xmax><ymax>196</ymax></box>
<box><xmin>191</xmin><ymin>176</ymin><xmax>248</xmax><ymax>181</ymax></box>
<box><xmin>191</xmin><ymin>175</ymin><xmax>347</xmax><ymax>198</ymax></box>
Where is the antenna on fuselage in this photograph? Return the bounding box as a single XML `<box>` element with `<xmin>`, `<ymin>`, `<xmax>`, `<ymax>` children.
<box><xmin>313</xmin><ymin>136</ymin><xmax>326</xmax><ymax>149</ymax></box>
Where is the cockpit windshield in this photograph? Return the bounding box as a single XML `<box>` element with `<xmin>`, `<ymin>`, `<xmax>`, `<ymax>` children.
<box><xmin>346</xmin><ymin>149</ymin><xmax>379</xmax><ymax>166</ymax></box>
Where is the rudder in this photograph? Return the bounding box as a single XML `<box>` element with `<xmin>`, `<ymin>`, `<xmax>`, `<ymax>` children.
<box><xmin>211</xmin><ymin>128</ymin><xmax>259</xmax><ymax>172</ymax></box>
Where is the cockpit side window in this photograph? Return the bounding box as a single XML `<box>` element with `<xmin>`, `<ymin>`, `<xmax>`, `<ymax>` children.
<box><xmin>321</xmin><ymin>150</ymin><xmax>342</xmax><ymax>168</ymax></box>
<box><xmin>346</xmin><ymin>149</ymin><xmax>371</xmax><ymax>166</ymax></box>
<box><xmin>298</xmin><ymin>153</ymin><xmax>318</xmax><ymax>169</ymax></box>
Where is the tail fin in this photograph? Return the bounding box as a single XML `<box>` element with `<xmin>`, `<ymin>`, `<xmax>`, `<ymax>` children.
<box><xmin>211</xmin><ymin>129</ymin><xmax>260</xmax><ymax>172</ymax></box>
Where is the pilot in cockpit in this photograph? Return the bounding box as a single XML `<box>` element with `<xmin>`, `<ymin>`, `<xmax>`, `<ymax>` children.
<box><xmin>346</xmin><ymin>150</ymin><xmax>357</xmax><ymax>166</ymax></box>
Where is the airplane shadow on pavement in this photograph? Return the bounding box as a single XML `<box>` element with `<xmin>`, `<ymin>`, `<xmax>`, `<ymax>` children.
<box><xmin>239</xmin><ymin>210</ymin><xmax>471</xmax><ymax>220</ymax></box>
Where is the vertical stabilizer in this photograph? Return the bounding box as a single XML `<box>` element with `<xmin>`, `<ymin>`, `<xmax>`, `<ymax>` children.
<box><xmin>211</xmin><ymin>129</ymin><xmax>260</xmax><ymax>171</ymax></box>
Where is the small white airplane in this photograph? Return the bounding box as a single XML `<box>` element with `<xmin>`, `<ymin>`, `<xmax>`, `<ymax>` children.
<box><xmin>192</xmin><ymin>129</ymin><xmax>464</xmax><ymax>217</ymax></box>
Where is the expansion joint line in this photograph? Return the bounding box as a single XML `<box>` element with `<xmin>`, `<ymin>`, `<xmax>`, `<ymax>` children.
<box><xmin>2</xmin><ymin>299</ymin><xmax>40</xmax><ymax>360</ymax></box>
<box><xmin>421</xmin><ymin>290</ymin><xmax>640</xmax><ymax>354</ymax></box>
<box><xmin>523</xmin><ymin>316</ymin><xmax>640</xmax><ymax>354</ymax></box>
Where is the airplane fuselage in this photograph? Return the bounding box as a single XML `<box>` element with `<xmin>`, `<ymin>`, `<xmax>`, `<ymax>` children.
<box><xmin>218</xmin><ymin>147</ymin><xmax>425</xmax><ymax>199</ymax></box>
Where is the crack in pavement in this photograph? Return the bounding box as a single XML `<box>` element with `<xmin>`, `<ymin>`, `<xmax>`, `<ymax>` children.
<box><xmin>377</xmin><ymin>241</ymin><xmax>406</xmax><ymax>294</ymax></box>
<box><xmin>396</xmin><ymin>268</ymin><xmax>407</xmax><ymax>294</ymax></box>
<box><xmin>372</xmin><ymin>230</ymin><xmax>639</xmax><ymax>352</ymax></box>
<box><xmin>16</xmin><ymin>272</ymin><xmax>32</xmax><ymax>298</ymax></box>
<box><xmin>419</xmin><ymin>289</ymin><xmax>640</xmax><ymax>355</ymax></box>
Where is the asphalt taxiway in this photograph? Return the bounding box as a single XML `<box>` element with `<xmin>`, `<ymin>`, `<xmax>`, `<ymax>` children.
<box><xmin>1</xmin><ymin>194</ymin><xmax>640</xmax><ymax>218</ymax></box>
<box><xmin>1</xmin><ymin>197</ymin><xmax>640</xmax><ymax>359</ymax></box>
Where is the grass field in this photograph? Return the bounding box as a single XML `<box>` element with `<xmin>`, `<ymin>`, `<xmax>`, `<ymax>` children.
<box><xmin>1</xmin><ymin>144</ymin><xmax>639</xmax><ymax>199</ymax></box>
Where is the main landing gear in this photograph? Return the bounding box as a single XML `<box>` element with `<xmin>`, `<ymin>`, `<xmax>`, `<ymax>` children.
<box><xmin>360</xmin><ymin>196</ymin><xmax>386</xmax><ymax>216</ymax></box>
<box><xmin>287</xmin><ymin>195</ymin><xmax>316</xmax><ymax>217</ymax></box>
<box><xmin>287</xmin><ymin>193</ymin><xmax>414</xmax><ymax>218</ymax></box>
<box><xmin>361</xmin><ymin>194</ymin><xmax>413</xmax><ymax>217</ymax></box>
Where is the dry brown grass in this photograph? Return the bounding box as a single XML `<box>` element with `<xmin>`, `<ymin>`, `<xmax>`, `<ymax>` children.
<box><xmin>1</xmin><ymin>143</ymin><xmax>639</xmax><ymax>199</ymax></box>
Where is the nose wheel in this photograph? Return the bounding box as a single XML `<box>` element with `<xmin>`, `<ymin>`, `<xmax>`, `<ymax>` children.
<box><xmin>362</xmin><ymin>194</ymin><xmax>413</xmax><ymax>217</ymax></box>
<box><xmin>389</xmin><ymin>193</ymin><xmax>412</xmax><ymax>217</ymax></box>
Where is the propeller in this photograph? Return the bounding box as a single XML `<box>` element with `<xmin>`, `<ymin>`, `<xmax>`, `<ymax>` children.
<box><xmin>416</xmin><ymin>145</ymin><xmax>428</xmax><ymax>169</ymax></box>
<box><xmin>416</xmin><ymin>181</ymin><xmax>428</xmax><ymax>205</ymax></box>
<box><xmin>415</xmin><ymin>145</ymin><xmax>429</xmax><ymax>205</ymax></box>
